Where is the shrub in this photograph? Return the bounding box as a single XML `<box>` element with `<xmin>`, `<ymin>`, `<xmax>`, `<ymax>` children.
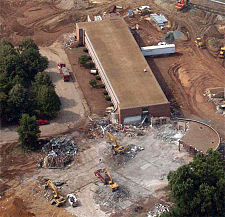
<box><xmin>96</xmin><ymin>75</ymin><xmax>101</xmax><ymax>80</ymax></box>
<box><xmin>105</xmin><ymin>96</ymin><xmax>111</xmax><ymax>101</ymax></box>
<box><xmin>84</xmin><ymin>61</ymin><xmax>95</xmax><ymax>69</ymax></box>
<box><xmin>99</xmin><ymin>84</ymin><xmax>105</xmax><ymax>88</ymax></box>
<box><xmin>109</xmin><ymin>102</ymin><xmax>114</xmax><ymax>107</ymax></box>
<box><xmin>76</xmin><ymin>41</ymin><xmax>83</xmax><ymax>47</ymax></box>
<box><xmin>89</xmin><ymin>79</ymin><xmax>97</xmax><ymax>87</ymax></box>
<box><xmin>103</xmin><ymin>90</ymin><xmax>108</xmax><ymax>95</ymax></box>
<box><xmin>78</xmin><ymin>55</ymin><xmax>90</xmax><ymax>65</ymax></box>
<box><xmin>83</xmin><ymin>48</ymin><xmax>88</xmax><ymax>53</ymax></box>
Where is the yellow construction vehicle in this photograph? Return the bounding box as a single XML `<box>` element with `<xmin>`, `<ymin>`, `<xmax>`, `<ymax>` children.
<box><xmin>105</xmin><ymin>131</ymin><xmax>126</xmax><ymax>155</ymax></box>
<box><xmin>45</xmin><ymin>180</ymin><xmax>66</xmax><ymax>207</ymax></box>
<box><xmin>195</xmin><ymin>37</ymin><xmax>205</xmax><ymax>48</ymax></box>
<box><xmin>219</xmin><ymin>46</ymin><xmax>225</xmax><ymax>58</ymax></box>
<box><xmin>94</xmin><ymin>168</ymin><xmax>119</xmax><ymax>191</ymax></box>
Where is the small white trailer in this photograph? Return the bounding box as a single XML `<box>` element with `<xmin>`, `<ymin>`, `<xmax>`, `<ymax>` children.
<box><xmin>141</xmin><ymin>43</ymin><xmax>175</xmax><ymax>56</ymax></box>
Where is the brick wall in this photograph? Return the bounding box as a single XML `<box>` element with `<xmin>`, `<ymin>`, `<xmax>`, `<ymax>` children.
<box><xmin>119</xmin><ymin>103</ymin><xmax>170</xmax><ymax>124</ymax></box>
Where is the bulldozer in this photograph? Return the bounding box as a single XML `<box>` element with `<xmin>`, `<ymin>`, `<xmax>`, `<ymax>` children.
<box><xmin>105</xmin><ymin>131</ymin><xmax>126</xmax><ymax>155</ymax></box>
<box><xmin>219</xmin><ymin>46</ymin><xmax>225</xmax><ymax>58</ymax></box>
<box><xmin>175</xmin><ymin>0</ymin><xmax>189</xmax><ymax>10</ymax></box>
<box><xmin>45</xmin><ymin>180</ymin><xmax>66</xmax><ymax>207</ymax></box>
<box><xmin>94</xmin><ymin>168</ymin><xmax>119</xmax><ymax>192</ymax></box>
<box><xmin>195</xmin><ymin>37</ymin><xmax>205</xmax><ymax>48</ymax></box>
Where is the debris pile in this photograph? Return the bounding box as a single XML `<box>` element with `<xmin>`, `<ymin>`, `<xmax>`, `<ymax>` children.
<box><xmin>87</xmin><ymin>117</ymin><xmax>149</xmax><ymax>139</ymax></box>
<box><xmin>148</xmin><ymin>203</ymin><xmax>170</xmax><ymax>217</ymax></box>
<box><xmin>42</xmin><ymin>136</ymin><xmax>78</xmax><ymax>168</ymax></box>
<box><xmin>156</xmin><ymin>124</ymin><xmax>185</xmax><ymax>143</ymax></box>
<box><xmin>94</xmin><ymin>185</ymin><xmax>130</xmax><ymax>209</ymax></box>
<box><xmin>125</xmin><ymin>144</ymin><xmax>144</xmax><ymax>158</ymax></box>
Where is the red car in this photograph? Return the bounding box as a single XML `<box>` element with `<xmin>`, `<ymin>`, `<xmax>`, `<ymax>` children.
<box><xmin>36</xmin><ymin>119</ymin><xmax>49</xmax><ymax>125</ymax></box>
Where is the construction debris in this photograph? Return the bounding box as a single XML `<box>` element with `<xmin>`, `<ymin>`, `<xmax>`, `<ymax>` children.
<box><xmin>94</xmin><ymin>185</ymin><xmax>130</xmax><ymax>209</ymax></box>
<box><xmin>87</xmin><ymin>117</ymin><xmax>149</xmax><ymax>139</ymax></box>
<box><xmin>148</xmin><ymin>203</ymin><xmax>170</xmax><ymax>217</ymax></box>
<box><xmin>41</xmin><ymin>136</ymin><xmax>78</xmax><ymax>168</ymax></box>
<box><xmin>125</xmin><ymin>144</ymin><xmax>144</xmax><ymax>158</ymax></box>
<box><xmin>156</xmin><ymin>124</ymin><xmax>185</xmax><ymax>143</ymax></box>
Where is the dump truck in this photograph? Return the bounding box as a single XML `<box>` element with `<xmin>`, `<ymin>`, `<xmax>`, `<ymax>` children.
<box><xmin>94</xmin><ymin>168</ymin><xmax>119</xmax><ymax>192</ymax></box>
<box><xmin>58</xmin><ymin>62</ymin><xmax>70</xmax><ymax>82</ymax></box>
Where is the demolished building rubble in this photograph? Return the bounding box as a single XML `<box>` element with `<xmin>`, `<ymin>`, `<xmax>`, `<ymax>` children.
<box><xmin>41</xmin><ymin>136</ymin><xmax>78</xmax><ymax>168</ymax></box>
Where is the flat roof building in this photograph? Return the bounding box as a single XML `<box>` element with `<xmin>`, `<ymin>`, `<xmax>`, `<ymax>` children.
<box><xmin>76</xmin><ymin>18</ymin><xmax>170</xmax><ymax>123</ymax></box>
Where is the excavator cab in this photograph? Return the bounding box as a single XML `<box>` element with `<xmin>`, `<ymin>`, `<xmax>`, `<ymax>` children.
<box><xmin>219</xmin><ymin>47</ymin><xmax>225</xmax><ymax>58</ymax></box>
<box><xmin>195</xmin><ymin>37</ymin><xmax>205</xmax><ymax>48</ymax></box>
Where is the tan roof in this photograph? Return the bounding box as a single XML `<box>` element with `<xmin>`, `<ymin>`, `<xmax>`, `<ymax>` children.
<box><xmin>77</xmin><ymin>18</ymin><xmax>168</xmax><ymax>109</ymax></box>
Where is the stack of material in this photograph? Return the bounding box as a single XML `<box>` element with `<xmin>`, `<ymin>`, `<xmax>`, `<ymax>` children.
<box><xmin>148</xmin><ymin>203</ymin><xmax>170</xmax><ymax>217</ymax></box>
<box><xmin>42</xmin><ymin>136</ymin><xmax>78</xmax><ymax>168</ymax></box>
<box><xmin>150</xmin><ymin>13</ymin><xmax>168</xmax><ymax>27</ymax></box>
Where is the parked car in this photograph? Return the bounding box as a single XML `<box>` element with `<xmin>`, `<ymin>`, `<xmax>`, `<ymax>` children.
<box><xmin>36</xmin><ymin>119</ymin><xmax>49</xmax><ymax>125</ymax></box>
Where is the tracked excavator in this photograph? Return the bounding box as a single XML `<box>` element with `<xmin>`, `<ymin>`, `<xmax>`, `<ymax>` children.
<box><xmin>175</xmin><ymin>0</ymin><xmax>189</xmax><ymax>10</ymax></box>
<box><xmin>219</xmin><ymin>46</ymin><xmax>225</xmax><ymax>58</ymax></box>
<box><xmin>94</xmin><ymin>168</ymin><xmax>119</xmax><ymax>192</ymax></box>
<box><xmin>195</xmin><ymin>37</ymin><xmax>206</xmax><ymax>48</ymax></box>
<box><xmin>45</xmin><ymin>180</ymin><xmax>66</xmax><ymax>207</ymax></box>
<box><xmin>105</xmin><ymin>131</ymin><xmax>126</xmax><ymax>155</ymax></box>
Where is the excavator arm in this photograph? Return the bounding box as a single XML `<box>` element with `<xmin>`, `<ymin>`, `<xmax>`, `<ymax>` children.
<box><xmin>105</xmin><ymin>131</ymin><xmax>126</xmax><ymax>154</ymax></box>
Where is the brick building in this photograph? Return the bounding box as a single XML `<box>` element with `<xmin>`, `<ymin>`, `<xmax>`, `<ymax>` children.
<box><xmin>76</xmin><ymin>17</ymin><xmax>170</xmax><ymax>124</ymax></box>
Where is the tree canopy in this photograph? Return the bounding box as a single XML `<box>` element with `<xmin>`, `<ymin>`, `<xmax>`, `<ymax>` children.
<box><xmin>161</xmin><ymin>150</ymin><xmax>225</xmax><ymax>217</ymax></box>
<box><xmin>0</xmin><ymin>39</ymin><xmax>60</xmax><ymax>123</ymax></box>
<box><xmin>17</xmin><ymin>114</ymin><xmax>40</xmax><ymax>150</ymax></box>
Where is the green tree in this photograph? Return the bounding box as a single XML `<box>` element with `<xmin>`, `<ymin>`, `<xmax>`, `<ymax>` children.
<box><xmin>36</xmin><ymin>85</ymin><xmax>61</xmax><ymax>119</ymax></box>
<box><xmin>89</xmin><ymin>79</ymin><xmax>97</xmax><ymax>87</ymax></box>
<box><xmin>20</xmin><ymin>48</ymin><xmax>48</xmax><ymax>81</ymax></box>
<box><xmin>161</xmin><ymin>150</ymin><xmax>225</xmax><ymax>217</ymax></box>
<box><xmin>17</xmin><ymin>114</ymin><xmax>40</xmax><ymax>150</ymax></box>
<box><xmin>7</xmin><ymin>84</ymin><xmax>29</xmax><ymax>121</ymax></box>
<box><xmin>33</xmin><ymin>72</ymin><xmax>54</xmax><ymax>88</ymax></box>
<box><xmin>18</xmin><ymin>38</ymin><xmax>39</xmax><ymax>52</ymax></box>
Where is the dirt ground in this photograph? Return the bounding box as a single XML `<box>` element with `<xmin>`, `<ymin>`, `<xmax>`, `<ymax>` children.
<box><xmin>0</xmin><ymin>0</ymin><xmax>225</xmax><ymax>216</ymax></box>
<box><xmin>66</xmin><ymin>47</ymin><xmax>109</xmax><ymax>116</ymax></box>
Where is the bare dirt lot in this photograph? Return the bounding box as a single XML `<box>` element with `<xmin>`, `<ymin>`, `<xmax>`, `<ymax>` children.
<box><xmin>0</xmin><ymin>0</ymin><xmax>225</xmax><ymax>216</ymax></box>
<box><xmin>66</xmin><ymin>47</ymin><xmax>109</xmax><ymax>116</ymax></box>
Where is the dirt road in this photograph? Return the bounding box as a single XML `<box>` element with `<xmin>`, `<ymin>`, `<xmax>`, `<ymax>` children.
<box><xmin>0</xmin><ymin>40</ymin><xmax>85</xmax><ymax>145</ymax></box>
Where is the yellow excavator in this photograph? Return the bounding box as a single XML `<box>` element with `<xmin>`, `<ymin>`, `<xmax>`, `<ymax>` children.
<box><xmin>219</xmin><ymin>46</ymin><xmax>225</xmax><ymax>58</ymax></box>
<box><xmin>195</xmin><ymin>37</ymin><xmax>205</xmax><ymax>48</ymax></box>
<box><xmin>105</xmin><ymin>131</ymin><xmax>126</xmax><ymax>155</ymax></box>
<box><xmin>94</xmin><ymin>168</ymin><xmax>119</xmax><ymax>192</ymax></box>
<box><xmin>45</xmin><ymin>180</ymin><xmax>66</xmax><ymax>207</ymax></box>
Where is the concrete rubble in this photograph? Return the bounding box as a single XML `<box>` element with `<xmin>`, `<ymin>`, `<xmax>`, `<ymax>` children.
<box><xmin>94</xmin><ymin>185</ymin><xmax>130</xmax><ymax>209</ymax></box>
<box><xmin>148</xmin><ymin>203</ymin><xmax>170</xmax><ymax>217</ymax></box>
<box><xmin>41</xmin><ymin>136</ymin><xmax>78</xmax><ymax>168</ymax></box>
<box><xmin>87</xmin><ymin>117</ymin><xmax>149</xmax><ymax>139</ymax></box>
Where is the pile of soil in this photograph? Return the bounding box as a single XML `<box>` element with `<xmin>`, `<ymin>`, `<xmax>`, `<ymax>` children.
<box><xmin>0</xmin><ymin>196</ymin><xmax>35</xmax><ymax>217</ymax></box>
